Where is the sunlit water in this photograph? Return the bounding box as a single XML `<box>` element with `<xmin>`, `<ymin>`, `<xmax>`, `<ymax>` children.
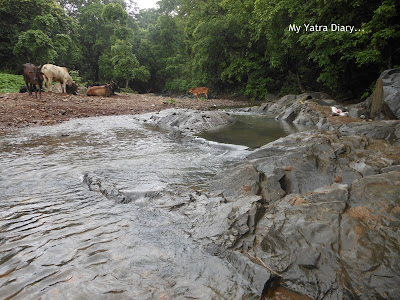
<box><xmin>0</xmin><ymin>113</ymin><xmax>290</xmax><ymax>299</ymax></box>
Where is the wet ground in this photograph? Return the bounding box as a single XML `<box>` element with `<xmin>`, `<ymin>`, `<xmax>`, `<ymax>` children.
<box><xmin>0</xmin><ymin>112</ymin><xmax>297</xmax><ymax>299</ymax></box>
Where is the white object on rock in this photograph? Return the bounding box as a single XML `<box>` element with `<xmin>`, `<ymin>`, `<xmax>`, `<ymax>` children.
<box><xmin>331</xmin><ymin>106</ymin><xmax>348</xmax><ymax>116</ymax></box>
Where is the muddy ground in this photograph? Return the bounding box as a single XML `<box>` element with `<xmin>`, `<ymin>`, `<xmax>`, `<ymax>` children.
<box><xmin>0</xmin><ymin>92</ymin><xmax>251</xmax><ymax>133</ymax></box>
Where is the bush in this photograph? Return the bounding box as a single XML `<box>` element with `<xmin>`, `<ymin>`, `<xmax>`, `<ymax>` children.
<box><xmin>0</xmin><ymin>73</ymin><xmax>26</xmax><ymax>93</ymax></box>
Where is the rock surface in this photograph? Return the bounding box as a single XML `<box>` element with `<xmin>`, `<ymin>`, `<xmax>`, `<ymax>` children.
<box><xmin>139</xmin><ymin>108</ymin><xmax>236</xmax><ymax>134</ymax></box>
<box><xmin>193</xmin><ymin>130</ymin><xmax>400</xmax><ymax>299</ymax></box>
<box><xmin>82</xmin><ymin>106</ymin><xmax>400</xmax><ymax>299</ymax></box>
<box><xmin>376</xmin><ymin>68</ymin><xmax>400</xmax><ymax>119</ymax></box>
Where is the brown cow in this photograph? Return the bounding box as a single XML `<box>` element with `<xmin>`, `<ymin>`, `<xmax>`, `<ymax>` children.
<box><xmin>22</xmin><ymin>63</ymin><xmax>44</xmax><ymax>99</ymax></box>
<box><xmin>189</xmin><ymin>87</ymin><xmax>209</xmax><ymax>99</ymax></box>
<box><xmin>86</xmin><ymin>85</ymin><xmax>111</xmax><ymax>97</ymax></box>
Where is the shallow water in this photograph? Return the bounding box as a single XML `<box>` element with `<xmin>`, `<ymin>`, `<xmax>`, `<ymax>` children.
<box><xmin>0</xmin><ymin>112</ymin><xmax>295</xmax><ymax>299</ymax></box>
<box><xmin>0</xmin><ymin>115</ymin><xmax>260</xmax><ymax>299</ymax></box>
<box><xmin>198</xmin><ymin>114</ymin><xmax>304</xmax><ymax>149</ymax></box>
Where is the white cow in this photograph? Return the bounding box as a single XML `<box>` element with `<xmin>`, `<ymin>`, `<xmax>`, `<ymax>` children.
<box><xmin>41</xmin><ymin>64</ymin><xmax>74</xmax><ymax>93</ymax></box>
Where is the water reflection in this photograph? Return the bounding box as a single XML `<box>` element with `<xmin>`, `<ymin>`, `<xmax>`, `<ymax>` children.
<box><xmin>198</xmin><ymin>113</ymin><xmax>308</xmax><ymax>149</ymax></box>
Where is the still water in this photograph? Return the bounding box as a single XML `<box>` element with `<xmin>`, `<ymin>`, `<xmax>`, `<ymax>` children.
<box><xmin>199</xmin><ymin>113</ymin><xmax>303</xmax><ymax>149</ymax></box>
<box><xmin>0</xmin><ymin>113</ymin><xmax>291</xmax><ymax>299</ymax></box>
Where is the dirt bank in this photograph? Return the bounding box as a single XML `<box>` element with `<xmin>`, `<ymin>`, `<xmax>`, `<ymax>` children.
<box><xmin>0</xmin><ymin>92</ymin><xmax>250</xmax><ymax>133</ymax></box>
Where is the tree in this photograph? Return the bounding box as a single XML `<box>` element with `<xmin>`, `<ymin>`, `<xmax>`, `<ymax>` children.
<box><xmin>111</xmin><ymin>39</ymin><xmax>150</xmax><ymax>89</ymax></box>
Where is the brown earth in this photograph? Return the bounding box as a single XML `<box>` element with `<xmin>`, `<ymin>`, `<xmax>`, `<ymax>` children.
<box><xmin>0</xmin><ymin>92</ymin><xmax>250</xmax><ymax>134</ymax></box>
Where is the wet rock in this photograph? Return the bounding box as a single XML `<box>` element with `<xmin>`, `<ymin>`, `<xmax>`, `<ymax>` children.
<box><xmin>139</xmin><ymin>108</ymin><xmax>235</xmax><ymax>135</ymax></box>
<box><xmin>194</xmin><ymin>130</ymin><xmax>400</xmax><ymax>298</ymax></box>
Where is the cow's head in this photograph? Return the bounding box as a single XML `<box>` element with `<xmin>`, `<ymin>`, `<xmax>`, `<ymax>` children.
<box><xmin>34</xmin><ymin>65</ymin><xmax>44</xmax><ymax>84</ymax></box>
<box><xmin>66</xmin><ymin>82</ymin><xmax>79</xmax><ymax>95</ymax></box>
<box><xmin>110</xmin><ymin>80</ymin><xmax>120</xmax><ymax>94</ymax></box>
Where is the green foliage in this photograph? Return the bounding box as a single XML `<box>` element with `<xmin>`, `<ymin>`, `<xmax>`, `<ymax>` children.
<box><xmin>0</xmin><ymin>73</ymin><xmax>26</xmax><ymax>93</ymax></box>
<box><xmin>69</xmin><ymin>70</ymin><xmax>84</xmax><ymax>85</ymax></box>
<box><xmin>111</xmin><ymin>39</ymin><xmax>150</xmax><ymax>89</ymax></box>
<box><xmin>13</xmin><ymin>29</ymin><xmax>57</xmax><ymax>64</ymax></box>
<box><xmin>1</xmin><ymin>0</ymin><xmax>399</xmax><ymax>98</ymax></box>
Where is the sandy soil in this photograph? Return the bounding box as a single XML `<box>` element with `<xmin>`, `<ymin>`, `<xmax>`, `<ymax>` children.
<box><xmin>0</xmin><ymin>92</ymin><xmax>250</xmax><ymax>133</ymax></box>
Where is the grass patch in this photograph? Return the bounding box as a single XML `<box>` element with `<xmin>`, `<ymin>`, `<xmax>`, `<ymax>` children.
<box><xmin>165</xmin><ymin>98</ymin><xmax>177</xmax><ymax>104</ymax></box>
<box><xmin>0</xmin><ymin>73</ymin><xmax>25</xmax><ymax>93</ymax></box>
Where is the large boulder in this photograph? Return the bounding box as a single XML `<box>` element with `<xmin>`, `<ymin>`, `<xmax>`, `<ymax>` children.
<box><xmin>370</xmin><ymin>68</ymin><xmax>400</xmax><ymax>119</ymax></box>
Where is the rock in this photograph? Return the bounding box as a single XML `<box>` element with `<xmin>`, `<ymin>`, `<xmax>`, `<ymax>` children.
<box><xmin>193</xmin><ymin>129</ymin><xmax>400</xmax><ymax>298</ymax></box>
<box><xmin>369</xmin><ymin>68</ymin><xmax>400</xmax><ymax>119</ymax></box>
<box><xmin>312</xmin><ymin>98</ymin><xmax>341</xmax><ymax>107</ymax></box>
<box><xmin>337</xmin><ymin>120</ymin><xmax>400</xmax><ymax>142</ymax></box>
<box><xmin>348</xmin><ymin>107</ymin><xmax>367</xmax><ymax>118</ymax></box>
<box><xmin>139</xmin><ymin>108</ymin><xmax>236</xmax><ymax>134</ymax></box>
<box><xmin>78</xmin><ymin>86</ymin><xmax>87</xmax><ymax>95</ymax></box>
<box><xmin>380</xmin><ymin>68</ymin><xmax>400</xmax><ymax>119</ymax></box>
<box><xmin>340</xmin><ymin>172</ymin><xmax>400</xmax><ymax>299</ymax></box>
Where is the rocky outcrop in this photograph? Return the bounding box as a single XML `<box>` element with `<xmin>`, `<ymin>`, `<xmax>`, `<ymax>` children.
<box><xmin>189</xmin><ymin>130</ymin><xmax>400</xmax><ymax>298</ymax></box>
<box><xmin>369</xmin><ymin>68</ymin><xmax>400</xmax><ymax>119</ymax></box>
<box><xmin>139</xmin><ymin>108</ymin><xmax>236</xmax><ymax>135</ymax></box>
<box><xmin>250</xmin><ymin>92</ymin><xmax>346</xmax><ymax>130</ymax></box>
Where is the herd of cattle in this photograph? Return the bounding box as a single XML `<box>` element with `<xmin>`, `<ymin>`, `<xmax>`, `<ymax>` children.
<box><xmin>22</xmin><ymin>63</ymin><xmax>210</xmax><ymax>100</ymax></box>
<box><xmin>21</xmin><ymin>63</ymin><xmax>119</xmax><ymax>99</ymax></box>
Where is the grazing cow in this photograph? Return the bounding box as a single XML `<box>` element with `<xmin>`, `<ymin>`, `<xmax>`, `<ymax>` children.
<box><xmin>22</xmin><ymin>63</ymin><xmax>44</xmax><ymax>99</ymax></box>
<box><xmin>86</xmin><ymin>85</ymin><xmax>111</xmax><ymax>97</ymax></box>
<box><xmin>66</xmin><ymin>82</ymin><xmax>79</xmax><ymax>95</ymax></box>
<box><xmin>41</xmin><ymin>64</ymin><xmax>76</xmax><ymax>93</ymax></box>
<box><xmin>189</xmin><ymin>87</ymin><xmax>209</xmax><ymax>99</ymax></box>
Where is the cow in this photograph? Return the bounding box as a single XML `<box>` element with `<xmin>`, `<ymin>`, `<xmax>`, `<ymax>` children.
<box><xmin>41</xmin><ymin>64</ymin><xmax>76</xmax><ymax>93</ymax></box>
<box><xmin>22</xmin><ymin>63</ymin><xmax>44</xmax><ymax>99</ymax></box>
<box><xmin>66</xmin><ymin>82</ymin><xmax>79</xmax><ymax>95</ymax></box>
<box><xmin>87</xmin><ymin>80</ymin><xmax>119</xmax><ymax>95</ymax></box>
<box><xmin>189</xmin><ymin>87</ymin><xmax>209</xmax><ymax>99</ymax></box>
<box><xmin>86</xmin><ymin>85</ymin><xmax>111</xmax><ymax>97</ymax></box>
<box><xmin>109</xmin><ymin>80</ymin><xmax>120</xmax><ymax>95</ymax></box>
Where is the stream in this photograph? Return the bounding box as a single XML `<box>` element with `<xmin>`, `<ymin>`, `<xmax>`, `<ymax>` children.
<box><xmin>0</xmin><ymin>113</ymin><xmax>294</xmax><ymax>299</ymax></box>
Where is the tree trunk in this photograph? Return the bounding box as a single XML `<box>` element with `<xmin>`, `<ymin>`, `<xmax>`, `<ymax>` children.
<box><xmin>296</xmin><ymin>71</ymin><xmax>306</xmax><ymax>93</ymax></box>
<box><xmin>125</xmin><ymin>78</ymin><xmax>129</xmax><ymax>90</ymax></box>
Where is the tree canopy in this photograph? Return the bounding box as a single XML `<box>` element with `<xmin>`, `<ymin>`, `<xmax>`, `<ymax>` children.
<box><xmin>0</xmin><ymin>0</ymin><xmax>399</xmax><ymax>99</ymax></box>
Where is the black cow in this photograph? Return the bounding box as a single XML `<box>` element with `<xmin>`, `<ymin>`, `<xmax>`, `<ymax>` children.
<box><xmin>66</xmin><ymin>82</ymin><xmax>79</xmax><ymax>95</ymax></box>
<box><xmin>109</xmin><ymin>80</ymin><xmax>120</xmax><ymax>95</ymax></box>
<box><xmin>22</xmin><ymin>63</ymin><xmax>44</xmax><ymax>99</ymax></box>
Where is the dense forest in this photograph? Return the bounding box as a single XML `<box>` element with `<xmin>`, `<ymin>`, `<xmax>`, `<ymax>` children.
<box><xmin>0</xmin><ymin>0</ymin><xmax>399</xmax><ymax>100</ymax></box>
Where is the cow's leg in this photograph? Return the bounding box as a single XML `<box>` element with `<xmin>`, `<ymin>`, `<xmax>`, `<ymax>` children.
<box><xmin>26</xmin><ymin>82</ymin><xmax>31</xmax><ymax>96</ymax></box>
<box><xmin>62</xmin><ymin>82</ymin><xmax>66</xmax><ymax>93</ymax></box>
<box><xmin>38</xmin><ymin>83</ymin><xmax>42</xmax><ymax>99</ymax></box>
<box><xmin>34</xmin><ymin>84</ymin><xmax>38</xmax><ymax>99</ymax></box>
<box><xmin>47</xmin><ymin>78</ymin><xmax>52</xmax><ymax>92</ymax></box>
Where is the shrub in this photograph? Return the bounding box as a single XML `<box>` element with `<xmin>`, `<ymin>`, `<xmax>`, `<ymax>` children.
<box><xmin>0</xmin><ymin>73</ymin><xmax>26</xmax><ymax>93</ymax></box>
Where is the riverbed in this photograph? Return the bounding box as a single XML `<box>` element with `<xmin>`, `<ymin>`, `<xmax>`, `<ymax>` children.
<box><xmin>0</xmin><ymin>113</ymin><xmax>292</xmax><ymax>299</ymax></box>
